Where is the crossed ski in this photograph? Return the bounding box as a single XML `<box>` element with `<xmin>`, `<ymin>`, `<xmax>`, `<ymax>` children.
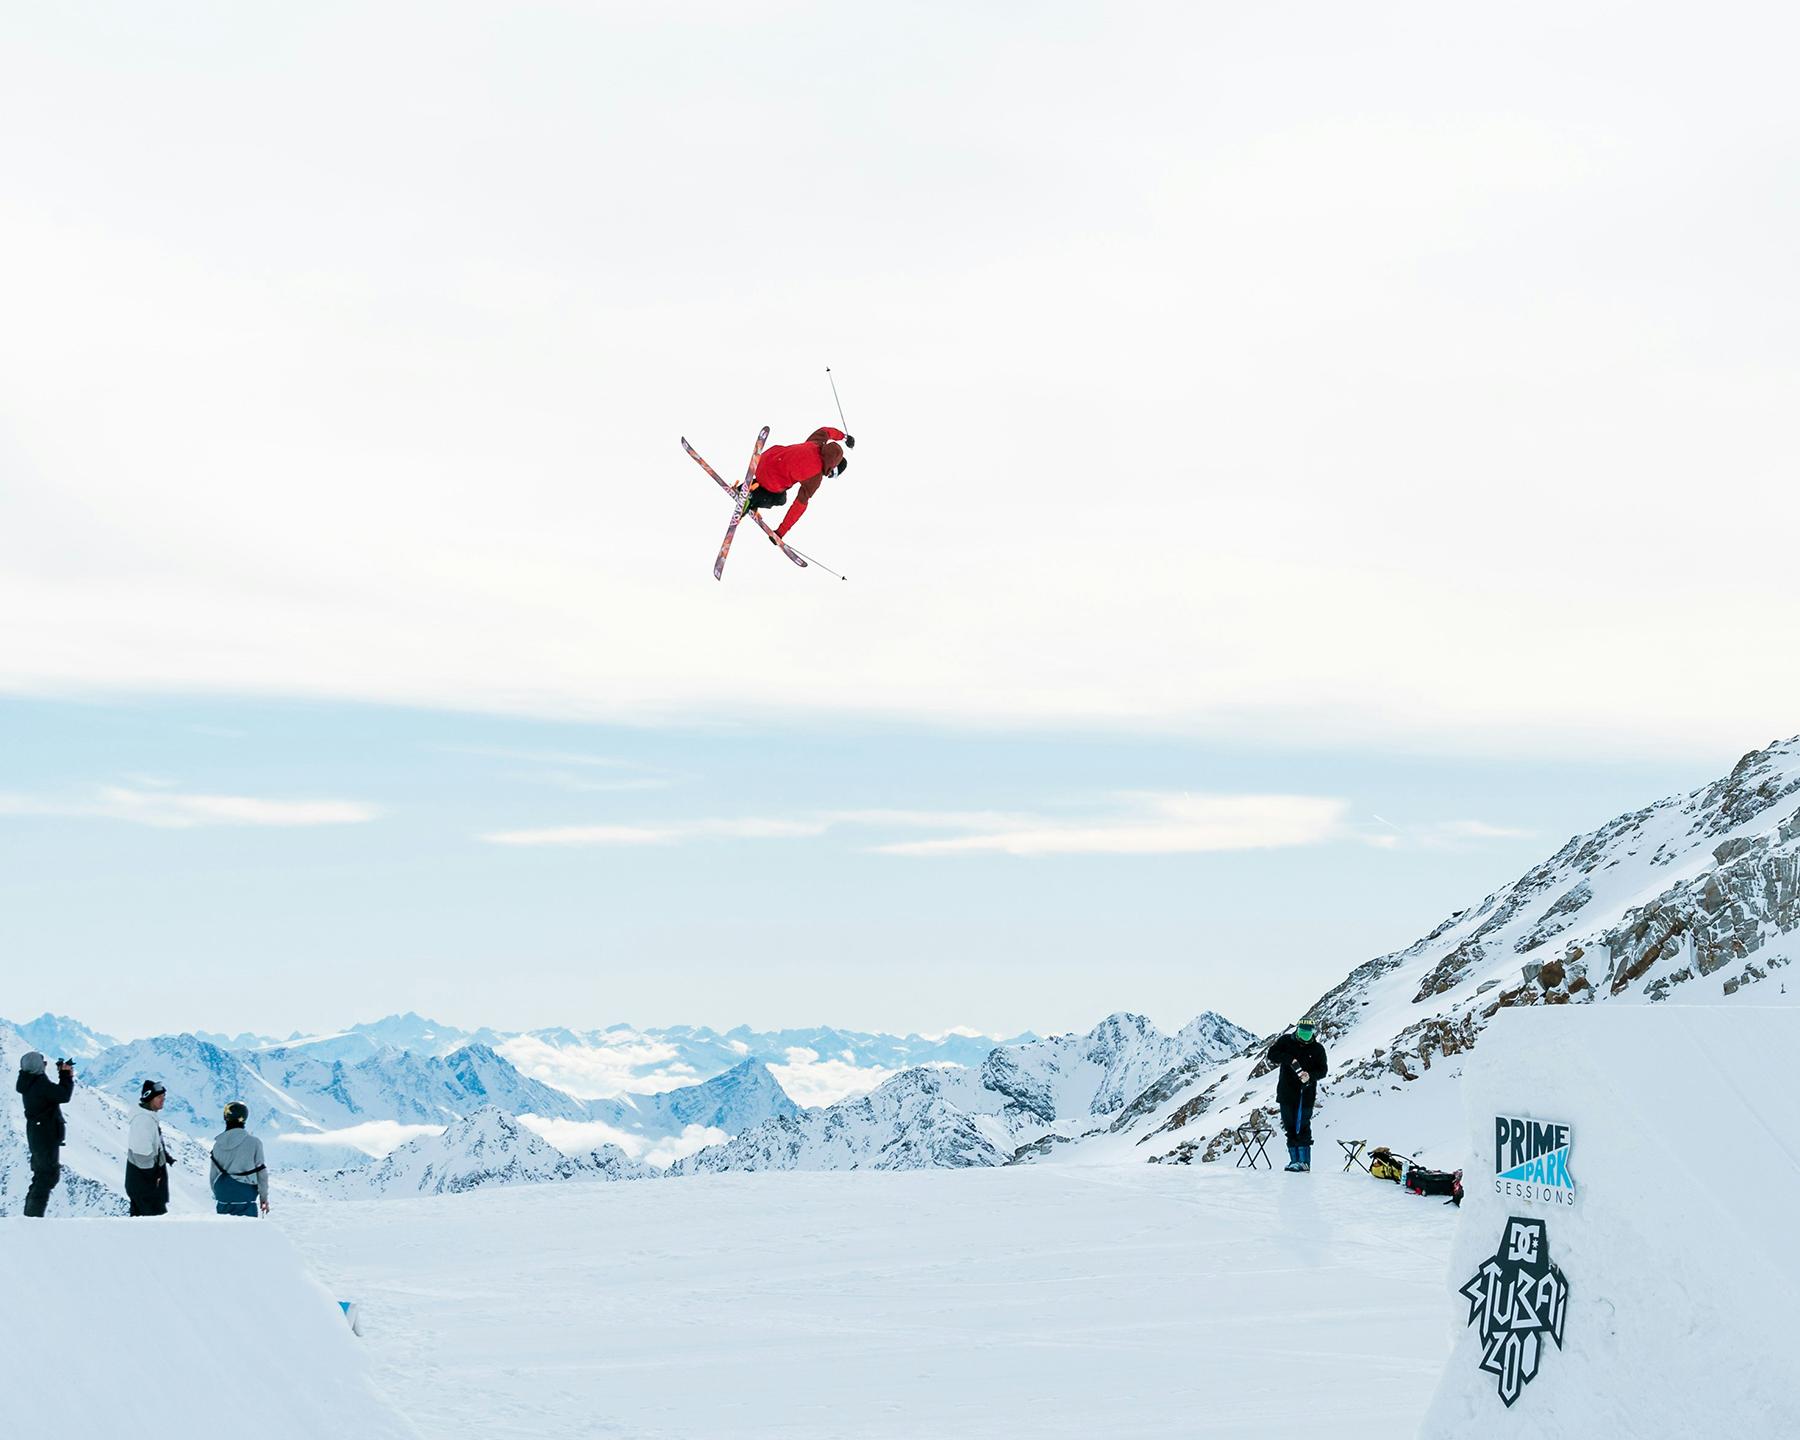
<box><xmin>681</xmin><ymin>431</ymin><xmax>809</xmax><ymax>580</ymax></box>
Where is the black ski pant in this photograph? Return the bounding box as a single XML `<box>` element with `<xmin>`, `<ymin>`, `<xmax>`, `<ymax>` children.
<box><xmin>24</xmin><ymin>1133</ymin><xmax>60</xmax><ymax>1217</ymax></box>
<box><xmin>125</xmin><ymin>1163</ymin><xmax>169</xmax><ymax>1217</ymax></box>
<box><xmin>1279</xmin><ymin>1091</ymin><xmax>1315</xmax><ymax>1148</ymax></box>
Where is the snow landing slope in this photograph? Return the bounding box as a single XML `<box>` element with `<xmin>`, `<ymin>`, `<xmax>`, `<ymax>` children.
<box><xmin>673</xmin><ymin>1012</ymin><xmax>1252</xmax><ymax>1173</ymax></box>
<box><xmin>1096</xmin><ymin>735</ymin><xmax>1800</xmax><ymax>1169</ymax></box>
<box><xmin>7</xmin><ymin>1219</ymin><xmax>417</xmax><ymax>1440</ymax></box>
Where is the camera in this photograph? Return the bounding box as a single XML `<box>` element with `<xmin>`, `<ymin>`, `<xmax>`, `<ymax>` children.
<box><xmin>56</xmin><ymin>1057</ymin><xmax>75</xmax><ymax>1069</ymax></box>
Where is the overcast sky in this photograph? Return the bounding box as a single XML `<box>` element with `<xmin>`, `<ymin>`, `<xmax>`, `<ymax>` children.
<box><xmin>2</xmin><ymin>3</ymin><xmax>1795</xmax><ymax>1042</ymax></box>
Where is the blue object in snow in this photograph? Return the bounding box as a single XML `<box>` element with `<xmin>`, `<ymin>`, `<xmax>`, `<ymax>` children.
<box><xmin>338</xmin><ymin>1301</ymin><xmax>362</xmax><ymax>1336</ymax></box>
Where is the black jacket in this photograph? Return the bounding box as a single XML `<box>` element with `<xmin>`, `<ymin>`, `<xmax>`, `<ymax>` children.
<box><xmin>1266</xmin><ymin>1034</ymin><xmax>1328</xmax><ymax>1103</ymax></box>
<box><xmin>16</xmin><ymin>1069</ymin><xmax>74</xmax><ymax>1148</ymax></box>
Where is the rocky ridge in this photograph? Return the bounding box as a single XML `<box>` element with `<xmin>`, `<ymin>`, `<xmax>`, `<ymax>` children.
<box><xmin>1106</xmin><ymin>736</ymin><xmax>1800</xmax><ymax>1167</ymax></box>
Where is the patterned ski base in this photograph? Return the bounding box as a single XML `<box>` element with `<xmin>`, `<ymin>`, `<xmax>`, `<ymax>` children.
<box><xmin>681</xmin><ymin>431</ymin><xmax>808</xmax><ymax>576</ymax></box>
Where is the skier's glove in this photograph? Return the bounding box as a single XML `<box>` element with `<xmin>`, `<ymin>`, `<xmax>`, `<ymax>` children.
<box><xmin>843</xmin><ymin>434</ymin><xmax>855</xmax><ymax>448</ymax></box>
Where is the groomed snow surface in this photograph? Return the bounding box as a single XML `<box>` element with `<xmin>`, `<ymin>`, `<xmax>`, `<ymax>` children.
<box><xmin>283</xmin><ymin>1166</ymin><xmax>1455</xmax><ymax>1439</ymax></box>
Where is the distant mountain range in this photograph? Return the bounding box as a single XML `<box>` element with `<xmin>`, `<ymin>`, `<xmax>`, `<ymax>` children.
<box><xmin>673</xmin><ymin>1012</ymin><xmax>1255</xmax><ymax>1174</ymax></box>
<box><xmin>0</xmin><ymin>1007</ymin><xmax>1255</xmax><ymax>1206</ymax></box>
<box><xmin>0</xmin><ymin>1009</ymin><xmax>1035</xmax><ymax>1196</ymax></box>
<box><xmin>66</xmin><ymin>1035</ymin><xmax>802</xmax><ymax>1171</ymax></box>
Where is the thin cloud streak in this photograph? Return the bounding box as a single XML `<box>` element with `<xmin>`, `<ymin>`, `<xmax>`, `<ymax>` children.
<box><xmin>0</xmin><ymin>784</ymin><xmax>380</xmax><ymax>829</ymax></box>
<box><xmin>484</xmin><ymin>816</ymin><xmax>827</xmax><ymax>847</ymax></box>
<box><xmin>875</xmin><ymin>794</ymin><xmax>1351</xmax><ymax>857</ymax></box>
<box><xmin>478</xmin><ymin>794</ymin><xmax>1536</xmax><ymax>857</ymax></box>
<box><xmin>434</xmin><ymin>744</ymin><xmax>637</xmax><ymax>769</ymax></box>
<box><xmin>500</xmin><ymin>770</ymin><xmax>676</xmax><ymax>795</ymax></box>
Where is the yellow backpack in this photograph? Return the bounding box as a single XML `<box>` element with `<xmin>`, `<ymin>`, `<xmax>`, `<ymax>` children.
<box><xmin>1369</xmin><ymin>1146</ymin><xmax>1405</xmax><ymax>1182</ymax></box>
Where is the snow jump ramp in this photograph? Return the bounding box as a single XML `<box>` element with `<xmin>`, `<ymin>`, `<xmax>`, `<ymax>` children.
<box><xmin>1</xmin><ymin>1217</ymin><xmax>415</xmax><ymax>1439</ymax></box>
<box><xmin>1421</xmin><ymin>1005</ymin><xmax>1798</xmax><ymax>1437</ymax></box>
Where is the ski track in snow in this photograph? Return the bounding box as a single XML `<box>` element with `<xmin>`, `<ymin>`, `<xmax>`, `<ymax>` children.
<box><xmin>280</xmin><ymin>1165</ymin><xmax>1456</xmax><ymax>1438</ymax></box>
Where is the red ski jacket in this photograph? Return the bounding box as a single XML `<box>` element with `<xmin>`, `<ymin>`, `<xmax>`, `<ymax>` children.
<box><xmin>755</xmin><ymin>427</ymin><xmax>846</xmax><ymax>493</ymax></box>
<box><xmin>756</xmin><ymin>427</ymin><xmax>845</xmax><ymax>538</ymax></box>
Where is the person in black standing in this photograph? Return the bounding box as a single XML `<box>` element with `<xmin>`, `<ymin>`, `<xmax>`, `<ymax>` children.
<box><xmin>15</xmin><ymin>1051</ymin><xmax>76</xmax><ymax>1217</ymax></box>
<box><xmin>125</xmin><ymin>1080</ymin><xmax>174</xmax><ymax>1216</ymax></box>
<box><xmin>1266</xmin><ymin>1017</ymin><xmax>1327</xmax><ymax>1172</ymax></box>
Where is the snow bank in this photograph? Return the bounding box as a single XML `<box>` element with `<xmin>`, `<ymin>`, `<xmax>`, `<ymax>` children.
<box><xmin>0</xmin><ymin>1218</ymin><xmax>416</xmax><ymax>1439</ymax></box>
<box><xmin>1421</xmin><ymin>1005</ymin><xmax>1799</xmax><ymax>1437</ymax></box>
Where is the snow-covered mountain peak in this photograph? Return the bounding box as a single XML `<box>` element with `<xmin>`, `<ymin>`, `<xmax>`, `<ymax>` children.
<box><xmin>1176</xmin><ymin>1012</ymin><xmax>1257</xmax><ymax>1055</ymax></box>
<box><xmin>7</xmin><ymin>1013</ymin><xmax>119</xmax><ymax>1060</ymax></box>
<box><xmin>323</xmin><ymin>1106</ymin><xmax>649</xmax><ymax>1197</ymax></box>
<box><xmin>587</xmin><ymin>1057</ymin><xmax>798</xmax><ymax>1137</ymax></box>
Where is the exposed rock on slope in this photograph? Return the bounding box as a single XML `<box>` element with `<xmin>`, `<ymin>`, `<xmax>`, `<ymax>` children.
<box><xmin>1112</xmin><ymin>737</ymin><xmax>1800</xmax><ymax>1167</ymax></box>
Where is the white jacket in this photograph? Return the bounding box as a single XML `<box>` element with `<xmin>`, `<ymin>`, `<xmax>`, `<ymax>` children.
<box><xmin>127</xmin><ymin>1107</ymin><xmax>168</xmax><ymax>1170</ymax></box>
<box><xmin>210</xmin><ymin>1128</ymin><xmax>270</xmax><ymax>1202</ymax></box>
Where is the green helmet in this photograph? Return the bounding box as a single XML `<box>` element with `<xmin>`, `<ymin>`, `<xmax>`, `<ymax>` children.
<box><xmin>1295</xmin><ymin>1017</ymin><xmax>1318</xmax><ymax>1041</ymax></box>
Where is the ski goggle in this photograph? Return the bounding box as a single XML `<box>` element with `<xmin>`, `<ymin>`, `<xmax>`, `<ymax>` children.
<box><xmin>1295</xmin><ymin>1025</ymin><xmax>1316</xmax><ymax>1041</ymax></box>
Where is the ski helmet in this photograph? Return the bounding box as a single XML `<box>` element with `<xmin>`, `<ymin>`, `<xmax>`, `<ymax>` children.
<box><xmin>223</xmin><ymin>1101</ymin><xmax>250</xmax><ymax>1127</ymax></box>
<box><xmin>1295</xmin><ymin>1017</ymin><xmax>1318</xmax><ymax>1041</ymax></box>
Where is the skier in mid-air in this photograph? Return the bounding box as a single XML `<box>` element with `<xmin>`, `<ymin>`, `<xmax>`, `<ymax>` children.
<box><xmin>1266</xmin><ymin>1017</ymin><xmax>1328</xmax><ymax>1171</ymax></box>
<box><xmin>741</xmin><ymin>426</ymin><xmax>853</xmax><ymax>540</ymax></box>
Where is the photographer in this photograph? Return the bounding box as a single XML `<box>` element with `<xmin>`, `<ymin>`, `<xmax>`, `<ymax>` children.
<box><xmin>125</xmin><ymin>1080</ymin><xmax>174</xmax><ymax>1216</ymax></box>
<box><xmin>14</xmin><ymin>1051</ymin><xmax>75</xmax><ymax>1217</ymax></box>
<box><xmin>1266</xmin><ymin>1017</ymin><xmax>1328</xmax><ymax>1172</ymax></box>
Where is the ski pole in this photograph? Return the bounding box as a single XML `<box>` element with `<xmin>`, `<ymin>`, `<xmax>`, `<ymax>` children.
<box><xmin>826</xmin><ymin>367</ymin><xmax>849</xmax><ymax>433</ymax></box>
<box><xmin>785</xmin><ymin>541</ymin><xmax>847</xmax><ymax>581</ymax></box>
